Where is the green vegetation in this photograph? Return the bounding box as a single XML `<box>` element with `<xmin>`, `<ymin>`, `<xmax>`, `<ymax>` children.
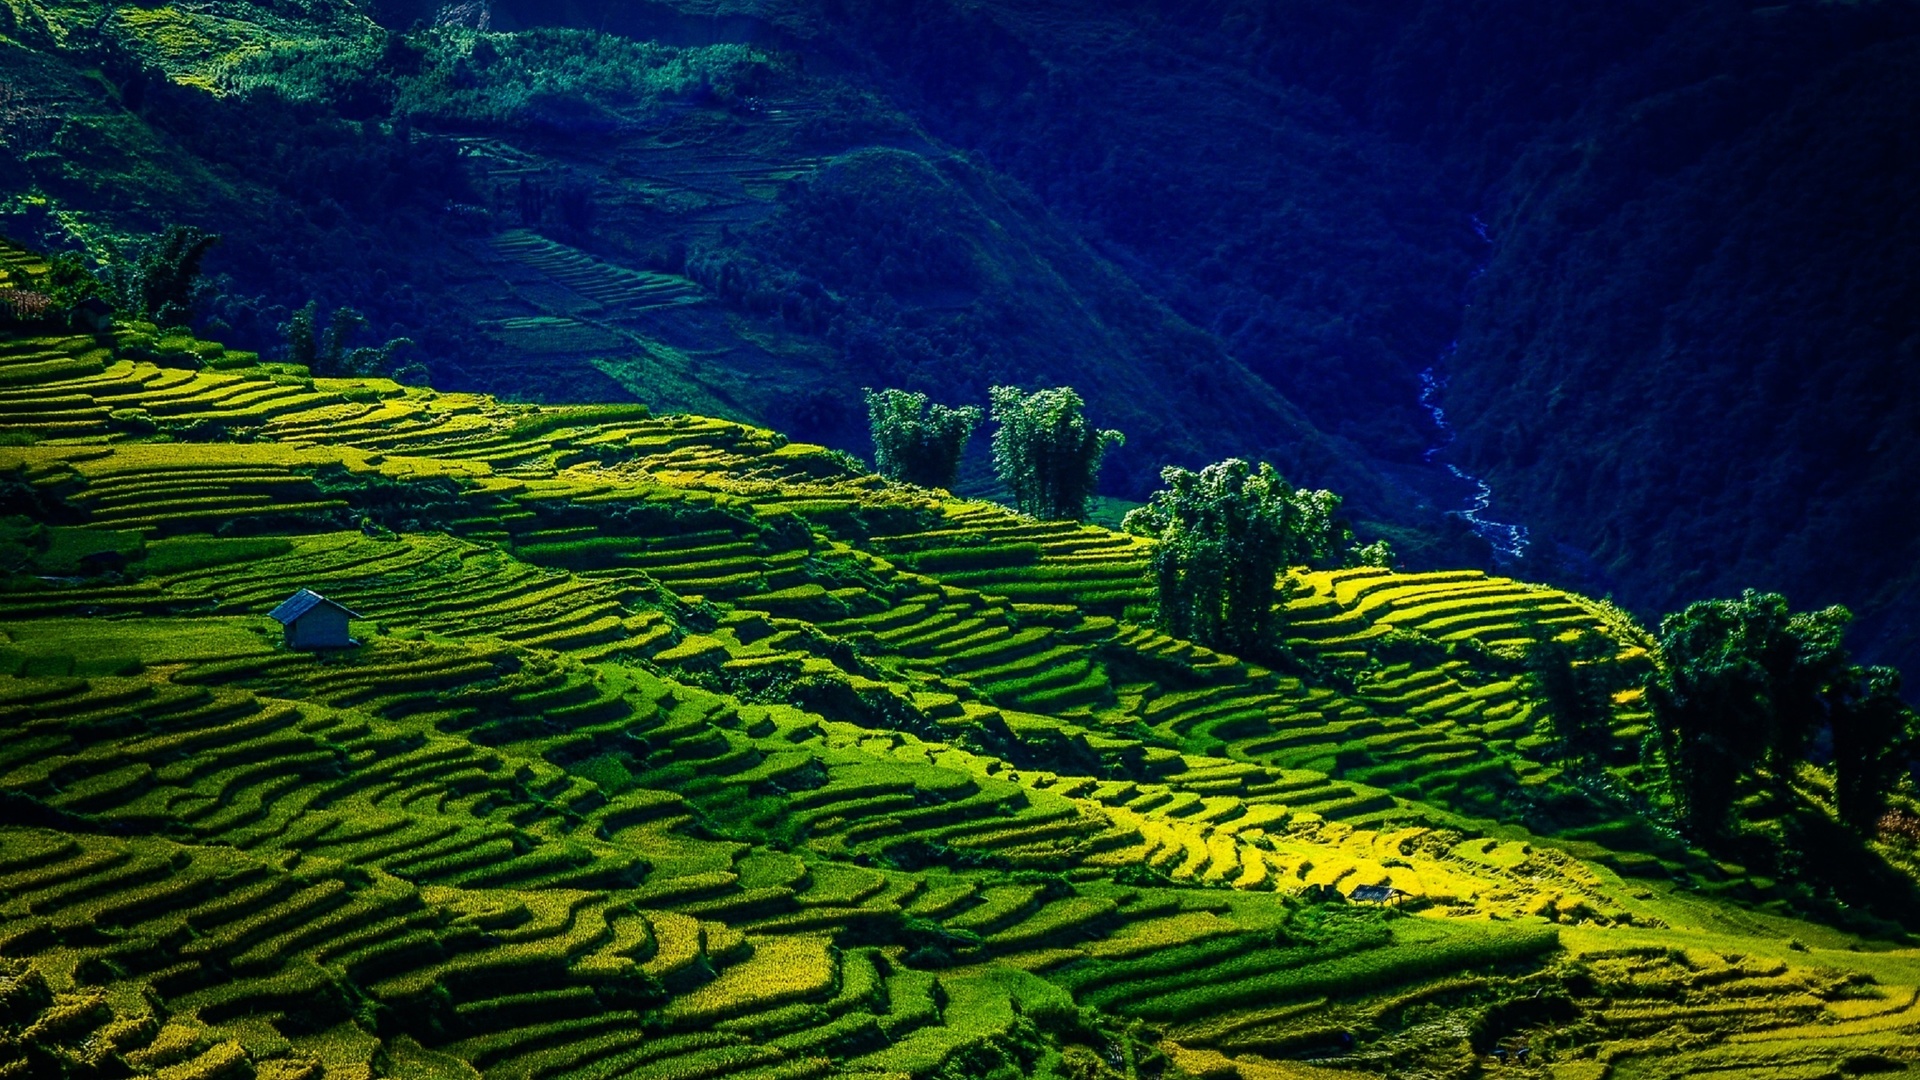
<box><xmin>0</xmin><ymin>0</ymin><xmax>1435</xmax><ymax>555</ymax></box>
<box><xmin>989</xmin><ymin>385</ymin><xmax>1123</xmax><ymax>522</ymax></box>
<box><xmin>2</xmin><ymin>241</ymin><xmax>1919</xmax><ymax>1080</ymax></box>
<box><xmin>5</xmin><ymin>0</ymin><xmax>1916</xmax><ymax>696</ymax></box>
<box><xmin>1124</xmin><ymin>458</ymin><xmax>1349</xmax><ymax>658</ymax></box>
<box><xmin>1526</xmin><ymin>630</ymin><xmax>1616</xmax><ymax>766</ymax></box>
<box><xmin>863</xmin><ymin>387</ymin><xmax>978</xmax><ymax>490</ymax></box>
<box><xmin>1653</xmin><ymin>591</ymin><xmax>1920</xmax><ymax>838</ymax></box>
<box><xmin>124</xmin><ymin>225</ymin><xmax>219</xmax><ymax>328</ymax></box>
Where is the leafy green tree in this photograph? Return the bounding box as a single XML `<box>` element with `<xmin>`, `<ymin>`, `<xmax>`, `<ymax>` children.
<box><xmin>284</xmin><ymin>302</ymin><xmax>420</xmax><ymax>381</ymax></box>
<box><xmin>133</xmin><ymin>226</ymin><xmax>219</xmax><ymax>327</ymax></box>
<box><xmin>988</xmin><ymin>385</ymin><xmax>1123</xmax><ymax>521</ymax></box>
<box><xmin>1649</xmin><ymin>590</ymin><xmax>1887</xmax><ymax>837</ymax></box>
<box><xmin>1122</xmin><ymin>459</ymin><xmax>1286</xmax><ymax>654</ymax></box>
<box><xmin>1349</xmin><ymin>538</ymin><xmax>1395</xmax><ymax>569</ymax></box>
<box><xmin>319</xmin><ymin>307</ymin><xmax>373</xmax><ymax>371</ymax></box>
<box><xmin>42</xmin><ymin>253</ymin><xmax>109</xmax><ymax>313</ymax></box>
<box><xmin>283</xmin><ymin>300</ymin><xmax>320</xmax><ymax>369</ymax></box>
<box><xmin>1830</xmin><ymin>666</ymin><xmax>1919</xmax><ymax>831</ymax></box>
<box><xmin>1122</xmin><ymin>459</ymin><xmax>1349</xmax><ymax>656</ymax></box>
<box><xmin>864</xmin><ymin>388</ymin><xmax>981</xmax><ymax>490</ymax></box>
<box><xmin>1528</xmin><ymin>630</ymin><xmax>1616</xmax><ymax>765</ymax></box>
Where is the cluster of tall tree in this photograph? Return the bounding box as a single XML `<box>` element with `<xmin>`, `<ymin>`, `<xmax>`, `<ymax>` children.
<box><xmin>862</xmin><ymin>389</ymin><xmax>1917</xmax><ymax>838</ymax></box>
<box><xmin>863</xmin><ymin>384</ymin><xmax>1122</xmax><ymax>522</ymax></box>
<box><xmin>1120</xmin><ymin>459</ymin><xmax>1385</xmax><ymax>658</ymax></box>
<box><xmin>987</xmin><ymin>386</ymin><xmax>1124</xmax><ymax>522</ymax></box>
<box><xmin>1650</xmin><ymin>590</ymin><xmax>1917</xmax><ymax>838</ymax></box>
<box><xmin>864</xmin><ymin>386</ymin><xmax>1390</xmax><ymax>662</ymax></box>
<box><xmin>863</xmin><ymin>388</ymin><xmax>980</xmax><ymax>491</ymax></box>
<box><xmin>281</xmin><ymin>302</ymin><xmax>420</xmax><ymax>381</ymax></box>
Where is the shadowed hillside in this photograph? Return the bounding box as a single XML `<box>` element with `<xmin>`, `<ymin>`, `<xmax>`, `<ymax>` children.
<box><xmin>4</xmin><ymin>1</ymin><xmax>1917</xmax><ymax>661</ymax></box>
<box><xmin>0</xmin><ymin>0</ymin><xmax>1456</xmax><ymax>560</ymax></box>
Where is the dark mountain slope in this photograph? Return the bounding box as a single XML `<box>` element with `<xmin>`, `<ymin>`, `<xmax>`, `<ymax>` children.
<box><xmin>522</xmin><ymin>0</ymin><xmax>1920</xmax><ymax>671</ymax></box>
<box><xmin>1</xmin><ymin>0</ymin><xmax>1433</xmax><ymax>543</ymax></box>
<box><xmin>458</xmin><ymin>0</ymin><xmax>1485</xmax><ymax>461</ymax></box>
<box><xmin>7</xmin><ymin>0</ymin><xmax>1918</xmax><ymax>668</ymax></box>
<box><xmin>796</xmin><ymin>0</ymin><xmax>1482</xmax><ymax>462</ymax></box>
<box><xmin>686</xmin><ymin>145</ymin><xmax>1376</xmax><ymax>501</ymax></box>
<box><xmin>1448</xmin><ymin>24</ymin><xmax>1920</xmax><ymax>673</ymax></box>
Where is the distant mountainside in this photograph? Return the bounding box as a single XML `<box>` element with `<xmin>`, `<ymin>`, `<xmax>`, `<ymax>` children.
<box><xmin>4</xmin><ymin>0</ymin><xmax>1918</xmax><ymax>672</ymax></box>
<box><xmin>1438</xmin><ymin>6</ymin><xmax>1920</xmax><ymax>683</ymax></box>
<box><xmin>467</xmin><ymin>0</ymin><xmax>1920</xmax><ymax>673</ymax></box>
<box><xmin>0</xmin><ymin>0</ymin><xmax>1461</xmax><ymax>562</ymax></box>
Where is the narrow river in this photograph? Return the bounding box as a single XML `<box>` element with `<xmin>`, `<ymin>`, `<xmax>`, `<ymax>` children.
<box><xmin>1416</xmin><ymin>216</ymin><xmax>1530</xmax><ymax>562</ymax></box>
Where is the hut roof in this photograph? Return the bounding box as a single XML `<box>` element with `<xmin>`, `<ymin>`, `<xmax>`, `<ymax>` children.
<box><xmin>269</xmin><ymin>589</ymin><xmax>362</xmax><ymax>625</ymax></box>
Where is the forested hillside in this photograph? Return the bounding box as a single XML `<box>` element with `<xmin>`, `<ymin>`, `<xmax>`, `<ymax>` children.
<box><xmin>454</xmin><ymin>0</ymin><xmax>1920</xmax><ymax>672</ymax></box>
<box><xmin>3</xmin><ymin>0</ymin><xmax>1916</xmax><ymax>668</ymax></box>
<box><xmin>0</xmin><ymin>0</ymin><xmax>1436</xmax><ymax>559</ymax></box>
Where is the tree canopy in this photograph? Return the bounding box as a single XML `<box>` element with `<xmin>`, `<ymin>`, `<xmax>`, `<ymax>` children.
<box><xmin>132</xmin><ymin>225</ymin><xmax>219</xmax><ymax>328</ymax></box>
<box><xmin>1650</xmin><ymin>590</ymin><xmax>1918</xmax><ymax>836</ymax></box>
<box><xmin>864</xmin><ymin>388</ymin><xmax>980</xmax><ymax>490</ymax></box>
<box><xmin>282</xmin><ymin>301</ymin><xmax>421</xmax><ymax>381</ymax></box>
<box><xmin>1527</xmin><ymin>630</ymin><xmax>1617</xmax><ymax>767</ymax></box>
<box><xmin>1122</xmin><ymin>458</ymin><xmax>1351</xmax><ymax>657</ymax></box>
<box><xmin>988</xmin><ymin>385</ymin><xmax>1122</xmax><ymax>521</ymax></box>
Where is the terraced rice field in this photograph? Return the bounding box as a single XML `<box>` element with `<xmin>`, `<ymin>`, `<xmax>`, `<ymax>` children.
<box><xmin>3</xmin><ymin>300</ymin><xmax>1918</xmax><ymax>1080</ymax></box>
<box><xmin>493</xmin><ymin>231</ymin><xmax>708</xmax><ymax>323</ymax></box>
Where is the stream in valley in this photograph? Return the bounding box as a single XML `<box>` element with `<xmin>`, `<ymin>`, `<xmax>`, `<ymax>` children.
<box><xmin>1413</xmin><ymin>216</ymin><xmax>1531</xmax><ymax>563</ymax></box>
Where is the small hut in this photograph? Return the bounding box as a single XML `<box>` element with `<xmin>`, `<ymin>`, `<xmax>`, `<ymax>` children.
<box><xmin>268</xmin><ymin>589</ymin><xmax>361</xmax><ymax>650</ymax></box>
<box><xmin>1348</xmin><ymin>884</ymin><xmax>1402</xmax><ymax>906</ymax></box>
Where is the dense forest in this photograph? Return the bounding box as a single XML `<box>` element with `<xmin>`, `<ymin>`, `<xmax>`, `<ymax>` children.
<box><xmin>3</xmin><ymin>0</ymin><xmax>1916</xmax><ymax>672</ymax></box>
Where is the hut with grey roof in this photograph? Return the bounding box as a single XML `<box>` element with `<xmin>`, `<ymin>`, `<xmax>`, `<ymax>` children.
<box><xmin>269</xmin><ymin>589</ymin><xmax>361</xmax><ymax>650</ymax></box>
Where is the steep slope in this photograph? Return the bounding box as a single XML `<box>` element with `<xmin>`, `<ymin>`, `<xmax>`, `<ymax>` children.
<box><xmin>5</xmin><ymin>254</ymin><xmax>1920</xmax><ymax>1077</ymax></box>
<box><xmin>1445</xmin><ymin>11</ymin><xmax>1920</xmax><ymax>673</ymax></box>
<box><xmin>417</xmin><ymin>0</ymin><xmax>1920</xmax><ymax>674</ymax></box>
<box><xmin>793</xmin><ymin>0</ymin><xmax>1920</xmax><ymax>672</ymax></box>
<box><xmin>9</xmin><ymin>0</ymin><xmax>1920</xmax><ymax>666</ymax></box>
<box><xmin>0</xmin><ymin>0</ymin><xmax>1431</xmax><ymax>546</ymax></box>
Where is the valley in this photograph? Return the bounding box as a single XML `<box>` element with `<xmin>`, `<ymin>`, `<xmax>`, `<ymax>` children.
<box><xmin>3</xmin><ymin>4</ymin><xmax>1920</xmax><ymax>1077</ymax></box>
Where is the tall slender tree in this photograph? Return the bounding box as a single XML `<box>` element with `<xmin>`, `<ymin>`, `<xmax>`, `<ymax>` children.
<box><xmin>282</xmin><ymin>302</ymin><xmax>417</xmax><ymax>380</ymax></box>
<box><xmin>1123</xmin><ymin>459</ymin><xmax>1346</xmax><ymax>657</ymax></box>
<box><xmin>864</xmin><ymin>388</ymin><xmax>981</xmax><ymax>490</ymax></box>
<box><xmin>988</xmin><ymin>385</ymin><xmax>1122</xmax><ymax>521</ymax></box>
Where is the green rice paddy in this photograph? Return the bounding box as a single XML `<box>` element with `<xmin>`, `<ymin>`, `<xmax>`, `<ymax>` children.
<box><xmin>2</xmin><ymin>282</ymin><xmax>1918</xmax><ymax>1078</ymax></box>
